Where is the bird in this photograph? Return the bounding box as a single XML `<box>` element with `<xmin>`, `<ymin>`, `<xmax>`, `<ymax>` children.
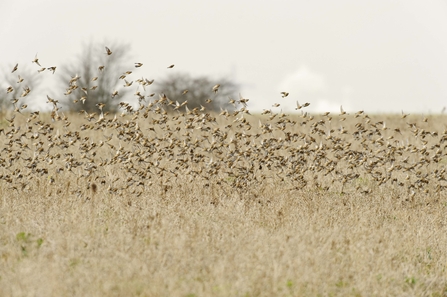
<box><xmin>105</xmin><ymin>47</ymin><xmax>112</xmax><ymax>55</ymax></box>
<box><xmin>96</xmin><ymin>103</ymin><xmax>106</xmax><ymax>110</ymax></box>
<box><xmin>123</xmin><ymin>79</ymin><xmax>133</xmax><ymax>87</ymax></box>
<box><xmin>281</xmin><ymin>92</ymin><xmax>289</xmax><ymax>98</ymax></box>
<box><xmin>135</xmin><ymin>63</ymin><xmax>143</xmax><ymax>68</ymax></box>
<box><xmin>12</xmin><ymin>63</ymin><xmax>18</xmax><ymax>73</ymax></box>
<box><xmin>212</xmin><ymin>84</ymin><xmax>220</xmax><ymax>93</ymax></box>
<box><xmin>32</xmin><ymin>54</ymin><xmax>41</xmax><ymax>66</ymax></box>
<box><xmin>47</xmin><ymin>66</ymin><xmax>57</xmax><ymax>74</ymax></box>
<box><xmin>167</xmin><ymin>64</ymin><xmax>175</xmax><ymax>68</ymax></box>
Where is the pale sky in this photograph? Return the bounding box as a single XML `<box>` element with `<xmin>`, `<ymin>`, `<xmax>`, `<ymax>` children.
<box><xmin>1</xmin><ymin>0</ymin><xmax>447</xmax><ymax>114</ymax></box>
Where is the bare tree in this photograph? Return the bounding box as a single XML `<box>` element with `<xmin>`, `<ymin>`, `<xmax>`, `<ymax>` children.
<box><xmin>0</xmin><ymin>64</ymin><xmax>42</xmax><ymax>113</ymax></box>
<box><xmin>152</xmin><ymin>73</ymin><xmax>239</xmax><ymax>112</ymax></box>
<box><xmin>57</xmin><ymin>41</ymin><xmax>132</xmax><ymax>113</ymax></box>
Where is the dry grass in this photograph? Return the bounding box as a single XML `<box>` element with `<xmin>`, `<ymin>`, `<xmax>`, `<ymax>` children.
<box><xmin>0</xmin><ymin>109</ymin><xmax>446</xmax><ymax>296</ymax></box>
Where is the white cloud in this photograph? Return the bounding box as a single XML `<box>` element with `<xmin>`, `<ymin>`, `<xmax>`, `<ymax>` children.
<box><xmin>279</xmin><ymin>66</ymin><xmax>326</xmax><ymax>96</ymax></box>
<box><xmin>277</xmin><ymin>67</ymin><xmax>357</xmax><ymax>114</ymax></box>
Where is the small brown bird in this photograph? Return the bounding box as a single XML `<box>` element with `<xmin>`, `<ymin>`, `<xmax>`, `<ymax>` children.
<box><xmin>38</xmin><ymin>67</ymin><xmax>46</xmax><ymax>73</ymax></box>
<box><xmin>98</xmin><ymin>66</ymin><xmax>105</xmax><ymax>72</ymax></box>
<box><xmin>47</xmin><ymin>66</ymin><xmax>57</xmax><ymax>74</ymax></box>
<box><xmin>281</xmin><ymin>92</ymin><xmax>289</xmax><ymax>98</ymax></box>
<box><xmin>123</xmin><ymin>79</ymin><xmax>133</xmax><ymax>87</ymax></box>
<box><xmin>182</xmin><ymin>89</ymin><xmax>189</xmax><ymax>95</ymax></box>
<box><xmin>167</xmin><ymin>64</ymin><xmax>175</xmax><ymax>68</ymax></box>
<box><xmin>12</xmin><ymin>63</ymin><xmax>18</xmax><ymax>73</ymax></box>
<box><xmin>212</xmin><ymin>84</ymin><xmax>220</xmax><ymax>93</ymax></box>
<box><xmin>105</xmin><ymin>46</ymin><xmax>112</xmax><ymax>55</ymax></box>
<box><xmin>32</xmin><ymin>54</ymin><xmax>41</xmax><ymax>66</ymax></box>
<box><xmin>96</xmin><ymin>103</ymin><xmax>105</xmax><ymax>110</ymax></box>
<box><xmin>135</xmin><ymin>63</ymin><xmax>143</xmax><ymax>68</ymax></box>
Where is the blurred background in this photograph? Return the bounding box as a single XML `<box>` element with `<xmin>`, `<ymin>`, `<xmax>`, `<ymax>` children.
<box><xmin>1</xmin><ymin>0</ymin><xmax>447</xmax><ymax>114</ymax></box>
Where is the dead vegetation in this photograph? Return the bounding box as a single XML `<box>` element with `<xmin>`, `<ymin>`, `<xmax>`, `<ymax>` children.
<box><xmin>0</xmin><ymin>50</ymin><xmax>446</xmax><ymax>296</ymax></box>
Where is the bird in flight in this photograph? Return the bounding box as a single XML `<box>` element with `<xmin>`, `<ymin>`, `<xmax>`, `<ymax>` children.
<box><xmin>47</xmin><ymin>66</ymin><xmax>57</xmax><ymax>74</ymax></box>
<box><xmin>105</xmin><ymin>47</ymin><xmax>112</xmax><ymax>55</ymax></box>
<box><xmin>212</xmin><ymin>84</ymin><xmax>220</xmax><ymax>93</ymax></box>
<box><xmin>32</xmin><ymin>54</ymin><xmax>41</xmax><ymax>66</ymax></box>
<box><xmin>12</xmin><ymin>63</ymin><xmax>18</xmax><ymax>73</ymax></box>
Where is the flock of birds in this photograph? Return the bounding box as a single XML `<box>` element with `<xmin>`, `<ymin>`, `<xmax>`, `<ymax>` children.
<box><xmin>1</xmin><ymin>47</ymin><xmax>447</xmax><ymax>200</ymax></box>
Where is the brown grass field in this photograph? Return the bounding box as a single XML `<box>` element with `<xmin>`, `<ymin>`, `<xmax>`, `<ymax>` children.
<box><xmin>1</xmin><ymin>90</ymin><xmax>447</xmax><ymax>296</ymax></box>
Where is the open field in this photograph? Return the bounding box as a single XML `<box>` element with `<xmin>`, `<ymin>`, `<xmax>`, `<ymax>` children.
<box><xmin>1</xmin><ymin>102</ymin><xmax>447</xmax><ymax>296</ymax></box>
